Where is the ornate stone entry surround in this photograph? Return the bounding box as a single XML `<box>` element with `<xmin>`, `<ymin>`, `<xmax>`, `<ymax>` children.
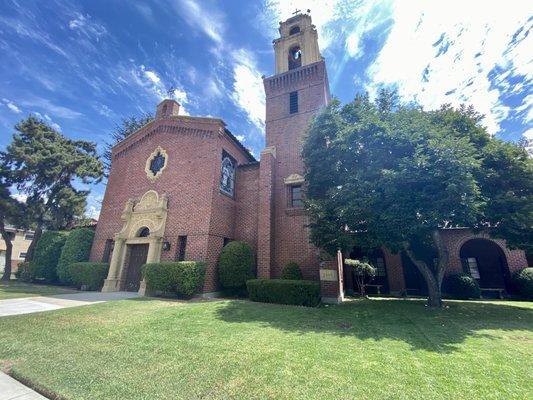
<box><xmin>102</xmin><ymin>190</ymin><xmax>168</xmax><ymax>294</ymax></box>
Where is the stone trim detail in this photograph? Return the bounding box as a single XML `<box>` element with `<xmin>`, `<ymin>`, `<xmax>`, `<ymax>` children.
<box><xmin>284</xmin><ymin>173</ymin><xmax>304</xmax><ymax>185</ymax></box>
<box><xmin>102</xmin><ymin>190</ymin><xmax>168</xmax><ymax>294</ymax></box>
<box><xmin>145</xmin><ymin>146</ymin><xmax>168</xmax><ymax>182</ymax></box>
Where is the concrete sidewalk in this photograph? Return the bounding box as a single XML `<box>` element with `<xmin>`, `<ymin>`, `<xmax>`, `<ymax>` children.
<box><xmin>0</xmin><ymin>371</ymin><xmax>48</xmax><ymax>400</ymax></box>
<box><xmin>0</xmin><ymin>291</ymin><xmax>139</xmax><ymax>317</ymax></box>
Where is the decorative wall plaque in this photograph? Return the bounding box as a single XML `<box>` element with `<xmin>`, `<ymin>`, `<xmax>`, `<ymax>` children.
<box><xmin>145</xmin><ymin>146</ymin><xmax>168</xmax><ymax>182</ymax></box>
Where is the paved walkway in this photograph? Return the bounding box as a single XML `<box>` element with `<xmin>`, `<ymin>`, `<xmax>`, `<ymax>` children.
<box><xmin>0</xmin><ymin>291</ymin><xmax>139</xmax><ymax>317</ymax></box>
<box><xmin>0</xmin><ymin>372</ymin><xmax>48</xmax><ymax>400</ymax></box>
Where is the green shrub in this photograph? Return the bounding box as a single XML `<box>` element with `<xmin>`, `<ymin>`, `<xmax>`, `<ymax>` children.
<box><xmin>247</xmin><ymin>279</ymin><xmax>321</xmax><ymax>307</ymax></box>
<box><xmin>30</xmin><ymin>231</ymin><xmax>68</xmax><ymax>283</ymax></box>
<box><xmin>513</xmin><ymin>268</ymin><xmax>533</xmax><ymax>299</ymax></box>
<box><xmin>144</xmin><ymin>261</ymin><xmax>207</xmax><ymax>298</ymax></box>
<box><xmin>67</xmin><ymin>262</ymin><xmax>109</xmax><ymax>290</ymax></box>
<box><xmin>218</xmin><ymin>241</ymin><xmax>256</xmax><ymax>290</ymax></box>
<box><xmin>443</xmin><ymin>273</ymin><xmax>481</xmax><ymax>299</ymax></box>
<box><xmin>281</xmin><ymin>262</ymin><xmax>303</xmax><ymax>280</ymax></box>
<box><xmin>15</xmin><ymin>262</ymin><xmax>33</xmax><ymax>282</ymax></box>
<box><xmin>57</xmin><ymin>228</ymin><xmax>95</xmax><ymax>285</ymax></box>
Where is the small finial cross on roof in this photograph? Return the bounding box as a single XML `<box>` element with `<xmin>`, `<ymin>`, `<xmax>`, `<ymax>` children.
<box><xmin>292</xmin><ymin>8</ymin><xmax>301</xmax><ymax>16</ymax></box>
<box><xmin>166</xmin><ymin>86</ymin><xmax>176</xmax><ymax>98</ymax></box>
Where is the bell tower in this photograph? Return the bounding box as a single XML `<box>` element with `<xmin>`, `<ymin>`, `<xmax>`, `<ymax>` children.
<box><xmin>273</xmin><ymin>13</ymin><xmax>322</xmax><ymax>74</ymax></box>
<box><xmin>258</xmin><ymin>12</ymin><xmax>330</xmax><ymax>280</ymax></box>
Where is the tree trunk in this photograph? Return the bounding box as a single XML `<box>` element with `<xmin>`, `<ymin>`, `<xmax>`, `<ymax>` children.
<box><xmin>24</xmin><ymin>225</ymin><xmax>42</xmax><ymax>263</ymax></box>
<box><xmin>0</xmin><ymin>217</ymin><xmax>13</xmax><ymax>281</ymax></box>
<box><xmin>403</xmin><ymin>242</ymin><xmax>442</xmax><ymax>307</ymax></box>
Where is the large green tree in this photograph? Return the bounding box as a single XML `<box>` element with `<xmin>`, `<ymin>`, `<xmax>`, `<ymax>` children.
<box><xmin>302</xmin><ymin>91</ymin><xmax>533</xmax><ymax>307</ymax></box>
<box><xmin>1</xmin><ymin>116</ymin><xmax>104</xmax><ymax>263</ymax></box>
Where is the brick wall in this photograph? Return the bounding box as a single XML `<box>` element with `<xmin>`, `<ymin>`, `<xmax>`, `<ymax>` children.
<box><xmin>91</xmin><ymin>114</ymin><xmax>255</xmax><ymax>293</ymax></box>
<box><xmin>263</xmin><ymin>61</ymin><xmax>330</xmax><ymax>280</ymax></box>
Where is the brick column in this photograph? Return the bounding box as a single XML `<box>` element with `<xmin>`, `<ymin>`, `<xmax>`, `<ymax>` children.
<box><xmin>257</xmin><ymin>147</ymin><xmax>276</xmax><ymax>278</ymax></box>
<box><xmin>319</xmin><ymin>250</ymin><xmax>344</xmax><ymax>304</ymax></box>
<box><xmin>383</xmin><ymin>248</ymin><xmax>405</xmax><ymax>295</ymax></box>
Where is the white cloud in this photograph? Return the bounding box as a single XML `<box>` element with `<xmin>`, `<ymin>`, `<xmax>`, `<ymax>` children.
<box><xmin>366</xmin><ymin>1</ymin><xmax>532</xmax><ymax>135</ymax></box>
<box><xmin>68</xmin><ymin>13</ymin><xmax>107</xmax><ymax>40</ymax></box>
<box><xmin>2</xmin><ymin>98</ymin><xmax>22</xmax><ymax>113</ymax></box>
<box><xmin>20</xmin><ymin>96</ymin><xmax>82</xmax><ymax>119</ymax></box>
<box><xmin>11</xmin><ymin>193</ymin><xmax>27</xmax><ymax>203</ymax></box>
<box><xmin>235</xmin><ymin>134</ymin><xmax>245</xmax><ymax>142</ymax></box>
<box><xmin>130</xmin><ymin>65</ymin><xmax>189</xmax><ymax>115</ymax></box>
<box><xmin>170</xmin><ymin>0</ymin><xmax>224</xmax><ymax>45</ymax></box>
<box><xmin>230</xmin><ymin>50</ymin><xmax>265</xmax><ymax>131</ymax></box>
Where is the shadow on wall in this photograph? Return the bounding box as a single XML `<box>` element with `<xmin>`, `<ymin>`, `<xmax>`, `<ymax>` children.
<box><xmin>215</xmin><ymin>298</ymin><xmax>533</xmax><ymax>354</ymax></box>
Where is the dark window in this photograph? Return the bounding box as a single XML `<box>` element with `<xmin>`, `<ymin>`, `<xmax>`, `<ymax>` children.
<box><xmin>223</xmin><ymin>237</ymin><xmax>231</xmax><ymax>247</ymax></box>
<box><xmin>288</xmin><ymin>46</ymin><xmax>302</xmax><ymax>70</ymax></box>
<box><xmin>220</xmin><ymin>150</ymin><xmax>236</xmax><ymax>197</ymax></box>
<box><xmin>289</xmin><ymin>26</ymin><xmax>300</xmax><ymax>35</ymax></box>
<box><xmin>102</xmin><ymin>239</ymin><xmax>114</xmax><ymax>263</ymax></box>
<box><xmin>289</xmin><ymin>91</ymin><xmax>298</xmax><ymax>114</ymax></box>
<box><xmin>290</xmin><ymin>185</ymin><xmax>303</xmax><ymax>208</ymax></box>
<box><xmin>137</xmin><ymin>227</ymin><xmax>150</xmax><ymax>237</ymax></box>
<box><xmin>19</xmin><ymin>252</ymin><xmax>27</xmax><ymax>259</ymax></box>
<box><xmin>177</xmin><ymin>235</ymin><xmax>187</xmax><ymax>261</ymax></box>
<box><xmin>149</xmin><ymin>151</ymin><xmax>166</xmax><ymax>176</ymax></box>
<box><xmin>24</xmin><ymin>233</ymin><xmax>34</xmax><ymax>241</ymax></box>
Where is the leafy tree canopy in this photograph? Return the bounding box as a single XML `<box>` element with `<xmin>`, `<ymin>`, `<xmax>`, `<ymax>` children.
<box><xmin>302</xmin><ymin>89</ymin><xmax>533</xmax><ymax>306</ymax></box>
<box><xmin>1</xmin><ymin>116</ymin><xmax>104</xmax><ymax>261</ymax></box>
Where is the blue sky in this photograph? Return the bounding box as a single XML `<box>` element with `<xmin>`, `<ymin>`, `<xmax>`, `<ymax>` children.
<box><xmin>0</xmin><ymin>0</ymin><xmax>531</xmax><ymax>217</ymax></box>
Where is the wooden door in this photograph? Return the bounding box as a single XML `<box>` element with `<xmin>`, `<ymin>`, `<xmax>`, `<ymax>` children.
<box><xmin>124</xmin><ymin>244</ymin><xmax>148</xmax><ymax>292</ymax></box>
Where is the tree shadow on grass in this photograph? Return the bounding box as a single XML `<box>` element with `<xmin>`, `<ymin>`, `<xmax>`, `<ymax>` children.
<box><xmin>215</xmin><ymin>298</ymin><xmax>533</xmax><ymax>353</ymax></box>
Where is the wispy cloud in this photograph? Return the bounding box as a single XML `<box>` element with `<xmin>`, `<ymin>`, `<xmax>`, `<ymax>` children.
<box><xmin>366</xmin><ymin>1</ymin><xmax>532</xmax><ymax>135</ymax></box>
<box><xmin>68</xmin><ymin>13</ymin><xmax>107</xmax><ymax>40</ymax></box>
<box><xmin>2</xmin><ymin>98</ymin><xmax>22</xmax><ymax>113</ymax></box>
<box><xmin>169</xmin><ymin>0</ymin><xmax>224</xmax><ymax>45</ymax></box>
<box><xmin>20</xmin><ymin>97</ymin><xmax>82</xmax><ymax>119</ymax></box>
<box><xmin>230</xmin><ymin>49</ymin><xmax>265</xmax><ymax>131</ymax></box>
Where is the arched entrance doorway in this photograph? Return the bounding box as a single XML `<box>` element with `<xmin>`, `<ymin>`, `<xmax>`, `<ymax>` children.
<box><xmin>459</xmin><ymin>239</ymin><xmax>511</xmax><ymax>292</ymax></box>
<box><xmin>347</xmin><ymin>248</ymin><xmax>390</xmax><ymax>295</ymax></box>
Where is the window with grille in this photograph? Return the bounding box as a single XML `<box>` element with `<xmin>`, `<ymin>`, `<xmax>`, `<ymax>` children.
<box><xmin>177</xmin><ymin>236</ymin><xmax>187</xmax><ymax>261</ymax></box>
<box><xmin>289</xmin><ymin>91</ymin><xmax>298</xmax><ymax>114</ymax></box>
<box><xmin>375</xmin><ymin>257</ymin><xmax>386</xmax><ymax>277</ymax></box>
<box><xmin>289</xmin><ymin>185</ymin><xmax>303</xmax><ymax>208</ymax></box>
<box><xmin>466</xmin><ymin>257</ymin><xmax>480</xmax><ymax>279</ymax></box>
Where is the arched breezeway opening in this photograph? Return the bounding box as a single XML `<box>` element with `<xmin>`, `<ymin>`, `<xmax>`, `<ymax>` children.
<box><xmin>346</xmin><ymin>247</ymin><xmax>390</xmax><ymax>295</ymax></box>
<box><xmin>459</xmin><ymin>239</ymin><xmax>511</xmax><ymax>293</ymax></box>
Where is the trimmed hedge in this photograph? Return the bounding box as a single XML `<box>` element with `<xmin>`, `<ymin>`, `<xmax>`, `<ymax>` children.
<box><xmin>144</xmin><ymin>261</ymin><xmax>207</xmax><ymax>298</ymax></box>
<box><xmin>57</xmin><ymin>228</ymin><xmax>95</xmax><ymax>285</ymax></box>
<box><xmin>67</xmin><ymin>262</ymin><xmax>109</xmax><ymax>290</ymax></box>
<box><xmin>15</xmin><ymin>262</ymin><xmax>32</xmax><ymax>282</ymax></box>
<box><xmin>281</xmin><ymin>262</ymin><xmax>303</xmax><ymax>280</ymax></box>
<box><xmin>30</xmin><ymin>231</ymin><xmax>68</xmax><ymax>283</ymax></box>
<box><xmin>218</xmin><ymin>241</ymin><xmax>256</xmax><ymax>290</ymax></box>
<box><xmin>513</xmin><ymin>268</ymin><xmax>533</xmax><ymax>299</ymax></box>
<box><xmin>247</xmin><ymin>279</ymin><xmax>321</xmax><ymax>307</ymax></box>
<box><xmin>443</xmin><ymin>273</ymin><xmax>481</xmax><ymax>299</ymax></box>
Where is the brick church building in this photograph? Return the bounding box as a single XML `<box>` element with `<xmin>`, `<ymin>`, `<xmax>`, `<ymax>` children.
<box><xmin>90</xmin><ymin>13</ymin><xmax>528</xmax><ymax>302</ymax></box>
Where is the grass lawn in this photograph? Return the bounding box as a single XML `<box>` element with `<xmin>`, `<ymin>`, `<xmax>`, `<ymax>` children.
<box><xmin>0</xmin><ymin>281</ymin><xmax>78</xmax><ymax>299</ymax></box>
<box><xmin>0</xmin><ymin>298</ymin><xmax>531</xmax><ymax>400</ymax></box>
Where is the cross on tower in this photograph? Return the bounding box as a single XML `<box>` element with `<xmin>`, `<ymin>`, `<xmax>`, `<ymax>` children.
<box><xmin>292</xmin><ymin>8</ymin><xmax>301</xmax><ymax>16</ymax></box>
<box><xmin>166</xmin><ymin>86</ymin><xmax>176</xmax><ymax>98</ymax></box>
